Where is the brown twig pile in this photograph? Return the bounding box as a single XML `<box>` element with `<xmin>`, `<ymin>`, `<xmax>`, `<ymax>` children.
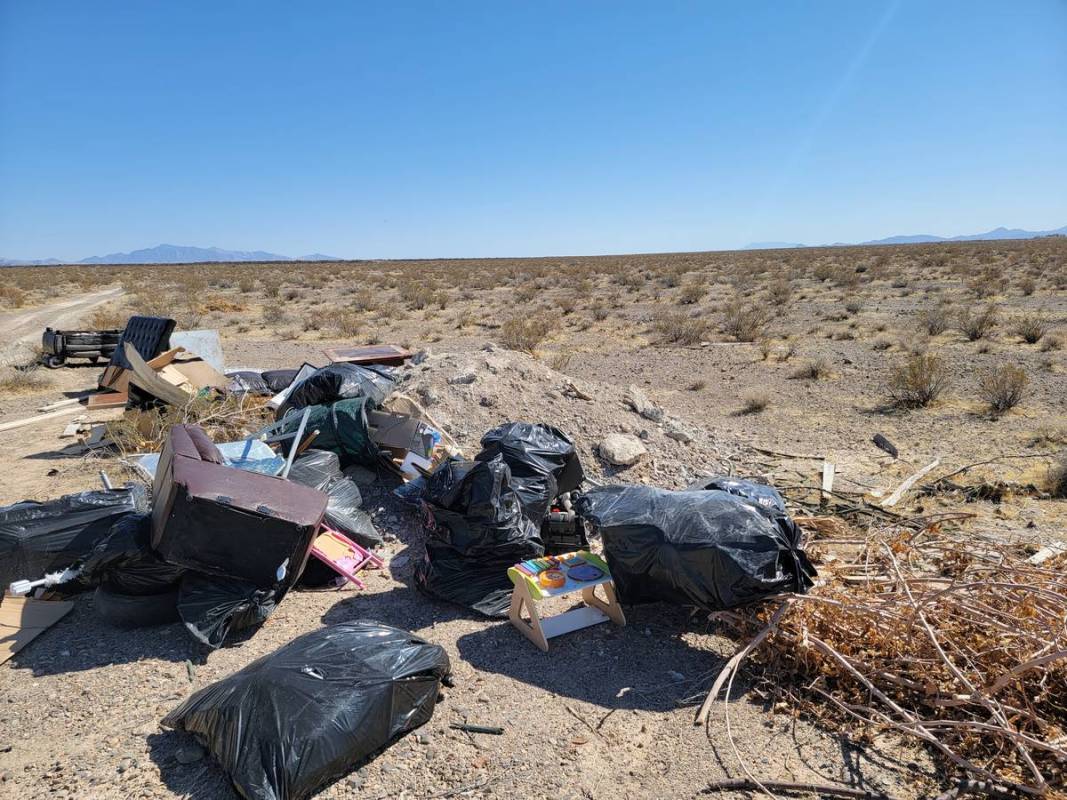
<box><xmin>105</xmin><ymin>393</ymin><xmax>274</xmax><ymax>456</ymax></box>
<box><xmin>702</xmin><ymin>524</ymin><xmax>1067</xmax><ymax>796</ymax></box>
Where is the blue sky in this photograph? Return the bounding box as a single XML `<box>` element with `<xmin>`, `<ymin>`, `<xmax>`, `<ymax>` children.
<box><xmin>1</xmin><ymin>1</ymin><xmax>1064</xmax><ymax>260</ymax></box>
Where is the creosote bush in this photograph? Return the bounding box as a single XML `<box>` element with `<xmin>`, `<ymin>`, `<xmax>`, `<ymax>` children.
<box><xmin>977</xmin><ymin>364</ymin><xmax>1028</xmax><ymax>415</ymax></box>
<box><xmin>739</xmin><ymin>394</ymin><xmax>769</xmax><ymax>415</ymax></box>
<box><xmin>791</xmin><ymin>359</ymin><xmax>831</xmax><ymax>380</ymax></box>
<box><xmin>652</xmin><ymin>309</ymin><xmax>709</xmax><ymax>345</ymax></box>
<box><xmin>1011</xmin><ymin>314</ymin><xmax>1049</xmax><ymax>344</ymax></box>
<box><xmin>918</xmin><ymin>303</ymin><xmax>953</xmax><ymax>336</ymax></box>
<box><xmin>958</xmin><ymin>303</ymin><xmax>998</xmax><ymax>341</ymax></box>
<box><xmin>721</xmin><ymin>299</ymin><xmax>773</xmax><ymax>342</ymax></box>
<box><xmin>500</xmin><ymin>316</ymin><xmax>552</xmax><ymax>353</ymax></box>
<box><xmin>886</xmin><ymin>353</ymin><xmax>950</xmax><ymax>408</ymax></box>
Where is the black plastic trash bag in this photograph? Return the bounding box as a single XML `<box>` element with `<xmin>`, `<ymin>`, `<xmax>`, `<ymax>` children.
<box><xmin>476</xmin><ymin>422</ymin><xmax>584</xmax><ymax>525</ymax></box>
<box><xmin>163</xmin><ymin>621</ymin><xmax>451</xmax><ymax>800</ymax></box>
<box><xmin>684</xmin><ymin>476</ymin><xmax>789</xmax><ymax>517</ymax></box>
<box><xmin>80</xmin><ymin>513</ymin><xmax>185</xmax><ymax>595</ymax></box>
<box><xmin>262</xmin><ymin>368</ymin><xmax>301</xmax><ymax>393</ymax></box>
<box><xmin>225</xmin><ymin>371</ymin><xmax>272</xmax><ymax>396</ymax></box>
<box><xmin>177</xmin><ymin>573</ymin><xmax>278</xmax><ymax>650</ymax></box>
<box><xmin>277</xmin><ymin>398</ymin><xmax>378</xmax><ymax>467</ymax></box>
<box><xmin>288</xmin><ymin>450</ymin><xmax>381</xmax><ymax>549</ymax></box>
<box><xmin>577</xmin><ymin>485</ymin><xmax>815</xmax><ymax>611</ymax></box>
<box><xmin>0</xmin><ymin>486</ymin><xmax>148</xmax><ymax>590</ymax></box>
<box><xmin>279</xmin><ymin>363</ymin><xmax>397</xmax><ymax>418</ymax></box>
<box><xmin>287</xmin><ymin>449</ymin><xmax>343</xmax><ymax>490</ymax></box>
<box><xmin>415</xmin><ymin>457</ymin><xmax>543</xmax><ymax>617</ymax></box>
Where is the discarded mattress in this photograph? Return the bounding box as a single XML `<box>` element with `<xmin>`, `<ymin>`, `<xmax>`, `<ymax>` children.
<box><xmin>415</xmin><ymin>457</ymin><xmax>544</xmax><ymax>617</ymax></box>
<box><xmin>0</xmin><ymin>486</ymin><xmax>148</xmax><ymax>591</ymax></box>
<box><xmin>577</xmin><ymin>485</ymin><xmax>816</xmax><ymax>611</ymax></box>
<box><xmin>163</xmin><ymin>621</ymin><xmax>451</xmax><ymax>800</ymax></box>
<box><xmin>476</xmin><ymin>422</ymin><xmax>584</xmax><ymax>525</ymax></box>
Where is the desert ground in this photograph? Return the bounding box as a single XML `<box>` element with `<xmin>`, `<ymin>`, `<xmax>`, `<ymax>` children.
<box><xmin>0</xmin><ymin>238</ymin><xmax>1064</xmax><ymax>800</ymax></box>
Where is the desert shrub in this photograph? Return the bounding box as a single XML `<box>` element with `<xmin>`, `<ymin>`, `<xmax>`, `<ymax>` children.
<box><xmin>1048</xmin><ymin>455</ymin><xmax>1067</xmax><ymax>499</ymax></box>
<box><xmin>0</xmin><ymin>286</ymin><xmax>28</xmax><ymax>307</ymax></box>
<box><xmin>872</xmin><ymin>338</ymin><xmax>893</xmax><ymax>351</ymax></box>
<box><xmin>1018</xmin><ymin>276</ymin><xmax>1036</xmax><ymax>296</ymax></box>
<box><xmin>886</xmin><ymin>353</ymin><xmax>950</xmax><ymax>408</ymax></box>
<box><xmin>652</xmin><ymin>309</ymin><xmax>710</xmax><ymax>345</ymax></box>
<box><xmin>88</xmin><ymin>304</ymin><xmax>128</xmax><ymax>329</ymax></box>
<box><xmin>262</xmin><ymin>277</ymin><xmax>281</xmax><ymax>298</ymax></box>
<box><xmin>768</xmin><ymin>278</ymin><xmax>792</xmax><ymax>305</ymax></box>
<box><xmin>687</xmin><ymin>379</ymin><xmax>706</xmax><ymax>391</ymax></box>
<box><xmin>977</xmin><ymin>365</ymin><xmax>1028</xmax><ymax>415</ymax></box>
<box><xmin>958</xmin><ymin>303</ymin><xmax>998</xmax><ymax>341</ymax></box>
<box><xmin>721</xmin><ymin>299</ymin><xmax>773</xmax><ymax>342</ymax></box>
<box><xmin>399</xmin><ymin>282</ymin><xmax>434</xmax><ymax>310</ymax></box>
<box><xmin>326</xmin><ymin>309</ymin><xmax>363</xmax><ymax>337</ymax></box>
<box><xmin>238</xmin><ymin>275</ymin><xmax>256</xmax><ymax>293</ymax></box>
<box><xmin>1011</xmin><ymin>314</ymin><xmax>1049</xmax><ymax>344</ymax></box>
<box><xmin>844</xmin><ymin>298</ymin><xmax>863</xmax><ymax>315</ymax></box>
<box><xmin>678</xmin><ymin>283</ymin><xmax>705</xmax><ymax>305</ymax></box>
<box><xmin>739</xmin><ymin>394</ymin><xmax>769</xmax><ymax>415</ymax></box>
<box><xmin>558</xmin><ymin>296</ymin><xmax>577</xmax><ymax>315</ymax></box>
<box><xmin>791</xmin><ymin>359</ymin><xmax>831</xmax><ymax>380</ymax></box>
<box><xmin>500</xmin><ymin>316</ymin><xmax>552</xmax><ymax>353</ymax></box>
<box><xmin>545</xmin><ymin>351</ymin><xmax>572</xmax><ymax>372</ymax></box>
<box><xmin>0</xmin><ymin>365</ymin><xmax>51</xmax><ymax>394</ymax></box>
<box><xmin>918</xmin><ymin>303</ymin><xmax>953</xmax><ymax>335</ymax></box>
<box><xmin>591</xmin><ymin>303</ymin><xmax>609</xmax><ymax>322</ymax></box>
<box><xmin>1040</xmin><ymin>335</ymin><xmax>1063</xmax><ymax>352</ymax></box>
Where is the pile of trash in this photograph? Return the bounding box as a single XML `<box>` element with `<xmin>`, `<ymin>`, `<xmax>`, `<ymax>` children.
<box><xmin>1</xmin><ymin>314</ymin><xmax>826</xmax><ymax>800</ymax></box>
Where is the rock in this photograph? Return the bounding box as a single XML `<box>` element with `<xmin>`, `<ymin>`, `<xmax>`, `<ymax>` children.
<box><xmin>664</xmin><ymin>420</ymin><xmax>694</xmax><ymax>444</ymax></box>
<box><xmin>412</xmin><ymin>349</ymin><xmax>431</xmax><ymax>365</ymax></box>
<box><xmin>624</xmin><ymin>385</ymin><xmax>664</xmax><ymax>422</ymax></box>
<box><xmin>448</xmin><ymin>373</ymin><xmax>477</xmax><ymax>386</ymax></box>
<box><xmin>175</xmin><ymin>745</ymin><xmax>204</xmax><ymax>765</ymax></box>
<box><xmin>416</xmin><ymin>386</ymin><xmax>439</xmax><ymax>406</ymax></box>
<box><xmin>599</xmin><ymin>434</ymin><xmax>647</xmax><ymax>466</ymax></box>
<box><xmin>174</xmin><ymin>745</ymin><xmax>204</xmax><ymax>765</ymax></box>
<box><xmin>479</xmin><ymin>396</ymin><xmax>495</xmax><ymax>407</ymax></box>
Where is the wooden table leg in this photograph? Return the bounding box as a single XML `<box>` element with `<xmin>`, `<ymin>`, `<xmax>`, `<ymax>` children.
<box><xmin>509</xmin><ymin>582</ymin><xmax>550</xmax><ymax>652</ymax></box>
<box><xmin>581</xmin><ymin>582</ymin><xmax>626</xmax><ymax>627</ymax></box>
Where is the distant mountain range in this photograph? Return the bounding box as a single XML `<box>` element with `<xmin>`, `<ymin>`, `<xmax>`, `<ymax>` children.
<box><xmin>0</xmin><ymin>243</ymin><xmax>343</xmax><ymax>266</ymax></box>
<box><xmin>743</xmin><ymin>224</ymin><xmax>1067</xmax><ymax>250</ymax></box>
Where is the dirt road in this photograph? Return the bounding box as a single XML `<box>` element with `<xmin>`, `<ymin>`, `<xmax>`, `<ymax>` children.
<box><xmin>0</xmin><ymin>286</ymin><xmax>124</xmax><ymax>365</ymax></box>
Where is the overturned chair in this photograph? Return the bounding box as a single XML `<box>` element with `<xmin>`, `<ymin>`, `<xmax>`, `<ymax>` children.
<box><xmin>150</xmin><ymin>424</ymin><xmax>328</xmax><ymax>589</ymax></box>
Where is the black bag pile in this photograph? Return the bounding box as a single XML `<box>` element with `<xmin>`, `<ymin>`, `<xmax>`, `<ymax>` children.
<box><xmin>0</xmin><ymin>486</ymin><xmax>148</xmax><ymax>591</ymax></box>
<box><xmin>576</xmin><ymin>480</ymin><xmax>816</xmax><ymax>611</ymax></box>
<box><xmin>414</xmin><ymin>422</ymin><xmax>583</xmax><ymax>617</ymax></box>
<box><xmin>163</xmin><ymin>621</ymin><xmax>451</xmax><ymax>800</ymax></box>
<box><xmin>287</xmin><ymin>449</ymin><xmax>382</xmax><ymax>549</ymax></box>
<box><xmin>225</xmin><ymin>368</ymin><xmax>307</xmax><ymax>397</ymax></box>
<box><xmin>278</xmin><ymin>363</ymin><xmax>397</xmax><ymax>418</ymax></box>
<box><xmin>80</xmin><ymin>513</ymin><xmax>184</xmax><ymax>595</ymax></box>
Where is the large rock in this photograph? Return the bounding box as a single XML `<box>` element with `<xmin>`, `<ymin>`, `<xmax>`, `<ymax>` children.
<box><xmin>625</xmin><ymin>385</ymin><xmax>664</xmax><ymax>423</ymax></box>
<box><xmin>599</xmin><ymin>433</ymin><xmax>647</xmax><ymax>466</ymax></box>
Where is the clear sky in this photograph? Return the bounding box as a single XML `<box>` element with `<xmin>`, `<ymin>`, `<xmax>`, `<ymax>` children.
<box><xmin>1</xmin><ymin>1</ymin><xmax>1064</xmax><ymax>260</ymax></box>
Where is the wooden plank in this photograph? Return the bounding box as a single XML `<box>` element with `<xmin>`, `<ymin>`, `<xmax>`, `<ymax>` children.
<box><xmin>323</xmin><ymin>344</ymin><xmax>412</xmax><ymax>366</ymax></box>
<box><xmin>821</xmin><ymin>461</ymin><xmax>836</xmax><ymax>502</ymax></box>
<box><xmin>37</xmin><ymin>397</ymin><xmax>83</xmax><ymax>412</ymax></box>
<box><xmin>0</xmin><ymin>406</ymin><xmax>86</xmax><ymax>434</ymax></box>
<box><xmin>125</xmin><ymin>342</ymin><xmax>193</xmax><ymax>406</ymax></box>
<box><xmin>880</xmin><ymin>459</ymin><xmax>941</xmax><ymax>508</ymax></box>
<box><xmin>86</xmin><ymin>391</ymin><xmax>127</xmax><ymax>410</ymax></box>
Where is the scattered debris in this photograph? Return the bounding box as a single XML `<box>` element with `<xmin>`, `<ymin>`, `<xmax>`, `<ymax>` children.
<box><xmin>872</xmin><ymin>433</ymin><xmax>898</xmax><ymax>458</ymax></box>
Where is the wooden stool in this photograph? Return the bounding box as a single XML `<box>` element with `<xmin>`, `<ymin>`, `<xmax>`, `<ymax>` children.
<box><xmin>507</xmin><ymin>551</ymin><xmax>625</xmax><ymax>652</ymax></box>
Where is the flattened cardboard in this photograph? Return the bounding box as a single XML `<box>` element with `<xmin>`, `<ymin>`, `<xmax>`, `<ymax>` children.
<box><xmin>0</xmin><ymin>595</ymin><xmax>74</xmax><ymax>664</ymax></box>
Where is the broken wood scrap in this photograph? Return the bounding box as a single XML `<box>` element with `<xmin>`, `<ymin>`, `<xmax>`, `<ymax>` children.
<box><xmin>880</xmin><ymin>458</ymin><xmax>940</xmax><ymax>508</ymax></box>
<box><xmin>0</xmin><ymin>405</ymin><xmax>87</xmax><ymax>433</ymax></box>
